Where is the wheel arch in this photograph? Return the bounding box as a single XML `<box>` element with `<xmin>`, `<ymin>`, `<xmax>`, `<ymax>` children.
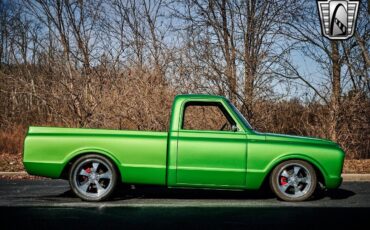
<box><xmin>260</xmin><ymin>154</ymin><xmax>328</xmax><ymax>188</ymax></box>
<box><xmin>60</xmin><ymin>149</ymin><xmax>122</xmax><ymax>181</ymax></box>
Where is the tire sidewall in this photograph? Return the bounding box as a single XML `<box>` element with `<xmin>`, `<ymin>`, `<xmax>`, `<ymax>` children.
<box><xmin>69</xmin><ymin>154</ymin><xmax>118</xmax><ymax>201</ymax></box>
<box><xmin>270</xmin><ymin>160</ymin><xmax>317</xmax><ymax>202</ymax></box>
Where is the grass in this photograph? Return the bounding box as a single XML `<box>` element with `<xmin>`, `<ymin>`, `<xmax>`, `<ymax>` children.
<box><xmin>0</xmin><ymin>126</ymin><xmax>25</xmax><ymax>155</ymax></box>
<box><xmin>343</xmin><ymin>159</ymin><xmax>370</xmax><ymax>174</ymax></box>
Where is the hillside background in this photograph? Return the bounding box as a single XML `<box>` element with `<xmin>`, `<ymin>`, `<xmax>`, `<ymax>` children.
<box><xmin>0</xmin><ymin>0</ymin><xmax>369</xmax><ymax>173</ymax></box>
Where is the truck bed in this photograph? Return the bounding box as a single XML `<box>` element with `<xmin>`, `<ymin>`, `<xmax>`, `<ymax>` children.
<box><xmin>23</xmin><ymin>127</ymin><xmax>168</xmax><ymax>185</ymax></box>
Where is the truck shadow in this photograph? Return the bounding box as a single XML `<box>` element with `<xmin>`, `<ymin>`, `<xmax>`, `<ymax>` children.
<box><xmin>113</xmin><ymin>185</ymin><xmax>275</xmax><ymax>200</ymax></box>
<box><xmin>49</xmin><ymin>184</ymin><xmax>354</xmax><ymax>201</ymax></box>
<box><xmin>111</xmin><ymin>185</ymin><xmax>355</xmax><ymax>201</ymax></box>
<box><xmin>318</xmin><ymin>188</ymin><xmax>356</xmax><ymax>200</ymax></box>
<box><xmin>55</xmin><ymin>184</ymin><xmax>355</xmax><ymax>201</ymax></box>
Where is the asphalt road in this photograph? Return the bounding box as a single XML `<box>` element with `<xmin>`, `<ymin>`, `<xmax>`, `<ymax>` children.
<box><xmin>0</xmin><ymin>180</ymin><xmax>369</xmax><ymax>229</ymax></box>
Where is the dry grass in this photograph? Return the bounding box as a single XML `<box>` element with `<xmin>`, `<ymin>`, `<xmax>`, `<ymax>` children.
<box><xmin>0</xmin><ymin>126</ymin><xmax>26</xmax><ymax>154</ymax></box>
<box><xmin>0</xmin><ymin>174</ymin><xmax>48</xmax><ymax>180</ymax></box>
<box><xmin>0</xmin><ymin>153</ymin><xmax>24</xmax><ymax>171</ymax></box>
<box><xmin>343</xmin><ymin>159</ymin><xmax>370</xmax><ymax>174</ymax></box>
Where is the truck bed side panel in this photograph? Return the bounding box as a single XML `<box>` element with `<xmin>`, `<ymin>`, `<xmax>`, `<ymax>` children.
<box><xmin>23</xmin><ymin>127</ymin><xmax>168</xmax><ymax>185</ymax></box>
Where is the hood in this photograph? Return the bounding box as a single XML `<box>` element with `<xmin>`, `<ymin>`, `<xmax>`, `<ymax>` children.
<box><xmin>264</xmin><ymin>133</ymin><xmax>338</xmax><ymax>147</ymax></box>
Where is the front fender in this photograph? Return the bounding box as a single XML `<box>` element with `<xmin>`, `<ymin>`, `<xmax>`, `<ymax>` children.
<box><xmin>246</xmin><ymin>150</ymin><xmax>343</xmax><ymax>189</ymax></box>
<box><xmin>266</xmin><ymin>153</ymin><xmax>328</xmax><ymax>180</ymax></box>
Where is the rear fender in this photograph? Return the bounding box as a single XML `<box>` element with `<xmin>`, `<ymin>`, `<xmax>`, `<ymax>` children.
<box><xmin>62</xmin><ymin>147</ymin><xmax>122</xmax><ymax>179</ymax></box>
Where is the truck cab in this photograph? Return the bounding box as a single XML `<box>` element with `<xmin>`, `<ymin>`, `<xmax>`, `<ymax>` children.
<box><xmin>167</xmin><ymin>94</ymin><xmax>251</xmax><ymax>188</ymax></box>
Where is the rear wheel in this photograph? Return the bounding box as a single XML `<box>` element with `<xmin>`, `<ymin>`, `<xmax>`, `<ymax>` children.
<box><xmin>69</xmin><ymin>154</ymin><xmax>118</xmax><ymax>201</ymax></box>
<box><xmin>270</xmin><ymin>160</ymin><xmax>317</xmax><ymax>202</ymax></box>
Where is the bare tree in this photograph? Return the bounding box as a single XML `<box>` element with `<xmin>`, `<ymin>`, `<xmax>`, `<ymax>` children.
<box><xmin>277</xmin><ymin>0</ymin><xmax>369</xmax><ymax>158</ymax></box>
<box><xmin>171</xmin><ymin>0</ymin><xmax>297</xmax><ymax>121</ymax></box>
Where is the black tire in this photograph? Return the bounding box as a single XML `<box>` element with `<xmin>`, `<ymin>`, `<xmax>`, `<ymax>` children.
<box><xmin>69</xmin><ymin>154</ymin><xmax>118</xmax><ymax>201</ymax></box>
<box><xmin>269</xmin><ymin>160</ymin><xmax>317</xmax><ymax>202</ymax></box>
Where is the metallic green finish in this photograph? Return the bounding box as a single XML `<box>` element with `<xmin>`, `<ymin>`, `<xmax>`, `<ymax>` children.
<box><xmin>23</xmin><ymin>94</ymin><xmax>345</xmax><ymax>191</ymax></box>
<box><xmin>24</xmin><ymin>127</ymin><xmax>168</xmax><ymax>185</ymax></box>
<box><xmin>176</xmin><ymin>130</ymin><xmax>247</xmax><ymax>188</ymax></box>
<box><xmin>245</xmin><ymin>132</ymin><xmax>344</xmax><ymax>189</ymax></box>
<box><xmin>23</xmin><ymin>162</ymin><xmax>63</xmax><ymax>179</ymax></box>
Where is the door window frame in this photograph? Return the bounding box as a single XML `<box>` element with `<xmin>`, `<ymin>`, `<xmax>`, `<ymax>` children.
<box><xmin>178</xmin><ymin>99</ymin><xmax>245</xmax><ymax>133</ymax></box>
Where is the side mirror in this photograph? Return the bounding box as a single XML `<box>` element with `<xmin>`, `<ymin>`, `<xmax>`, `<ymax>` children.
<box><xmin>231</xmin><ymin>125</ymin><xmax>239</xmax><ymax>132</ymax></box>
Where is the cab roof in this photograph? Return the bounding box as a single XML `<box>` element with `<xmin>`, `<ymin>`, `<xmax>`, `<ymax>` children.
<box><xmin>175</xmin><ymin>94</ymin><xmax>227</xmax><ymax>100</ymax></box>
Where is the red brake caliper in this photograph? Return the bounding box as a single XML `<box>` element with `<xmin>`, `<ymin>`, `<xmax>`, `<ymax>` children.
<box><xmin>83</xmin><ymin>167</ymin><xmax>91</xmax><ymax>180</ymax></box>
<box><xmin>280</xmin><ymin>177</ymin><xmax>288</xmax><ymax>185</ymax></box>
<box><xmin>85</xmin><ymin>167</ymin><xmax>91</xmax><ymax>174</ymax></box>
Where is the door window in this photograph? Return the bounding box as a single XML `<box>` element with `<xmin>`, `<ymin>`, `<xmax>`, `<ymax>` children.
<box><xmin>182</xmin><ymin>102</ymin><xmax>236</xmax><ymax>131</ymax></box>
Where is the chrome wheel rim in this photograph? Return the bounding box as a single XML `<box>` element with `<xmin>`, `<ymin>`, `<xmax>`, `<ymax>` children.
<box><xmin>277</xmin><ymin>163</ymin><xmax>312</xmax><ymax>198</ymax></box>
<box><xmin>73</xmin><ymin>159</ymin><xmax>113</xmax><ymax>198</ymax></box>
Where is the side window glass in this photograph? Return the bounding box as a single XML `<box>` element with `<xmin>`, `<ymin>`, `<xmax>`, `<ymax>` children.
<box><xmin>182</xmin><ymin>103</ymin><xmax>235</xmax><ymax>131</ymax></box>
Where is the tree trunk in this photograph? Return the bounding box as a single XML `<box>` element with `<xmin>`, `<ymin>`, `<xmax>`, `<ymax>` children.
<box><xmin>330</xmin><ymin>41</ymin><xmax>341</xmax><ymax>141</ymax></box>
<box><xmin>220</xmin><ymin>0</ymin><xmax>236</xmax><ymax>103</ymax></box>
<box><xmin>243</xmin><ymin>0</ymin><xmax>256</xmax><ymax>119</ymax></box>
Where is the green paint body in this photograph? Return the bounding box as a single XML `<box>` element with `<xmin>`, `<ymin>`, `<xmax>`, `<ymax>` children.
<box><xmin>23</xmin><ymin>95</ymin><xmax>344</xmax><ymax>190</ymax></box>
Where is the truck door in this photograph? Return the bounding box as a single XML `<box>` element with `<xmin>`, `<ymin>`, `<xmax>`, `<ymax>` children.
<box><xmin>176</xmin><ymin>101</ymin><xmax>247</xmax><ymax>187</ymax></box>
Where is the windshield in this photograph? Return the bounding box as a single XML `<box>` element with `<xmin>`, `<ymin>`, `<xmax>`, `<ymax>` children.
<box><xmin>227</xmin><ymin>100</ymin><xmax>253</xmax><ymax>130</ymax></box>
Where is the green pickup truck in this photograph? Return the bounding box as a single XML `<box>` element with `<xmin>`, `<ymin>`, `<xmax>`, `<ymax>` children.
<box><xmin>23</xmin><ymin>94</ymin><xmax>344</xmax><ymax>201</ymax></box>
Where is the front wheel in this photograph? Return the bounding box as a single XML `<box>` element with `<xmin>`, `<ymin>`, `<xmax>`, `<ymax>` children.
<box><xmin>69</xmin><ymin>154</ymin><xmax>118</xmax><ymax>201</ymax></box>
<box><xmin>270</xmin><ymin>160</ymin><xmax>317</xmax><ymax>202</ymax></box>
